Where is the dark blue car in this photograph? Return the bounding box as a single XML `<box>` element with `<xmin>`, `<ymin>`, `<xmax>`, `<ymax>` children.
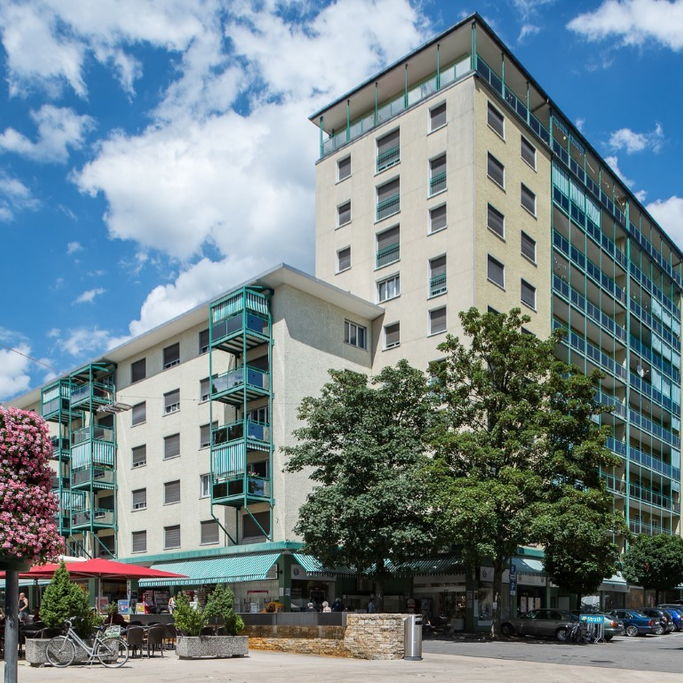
<box><xmin>658</xmin><ymin>605</ymin><xmax>683</xmax><ymax>631</ymax></box>
<box><xmin>609</xmin><ymin>610</ymin><xmax>656</xmax><ymax>637</ymax></box>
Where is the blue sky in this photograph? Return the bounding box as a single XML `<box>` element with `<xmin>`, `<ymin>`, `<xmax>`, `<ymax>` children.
<box><xmin>1</xmin><ymin>0</ymin><xmax>682</xmax><ymax>400</ymax></box>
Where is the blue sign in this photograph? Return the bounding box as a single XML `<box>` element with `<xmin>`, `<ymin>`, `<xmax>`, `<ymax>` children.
<box><xmin>510</xmin><ymin>564</ymin><xmax>517</xmax><ymax>576</ymax></box>
<box><xmin>509</xmin><ymin>578</ymin><xmax>517</xmax><ymax>596</ymax></box>
<box><xmin>579</xmin><ymin>614</ymin><xmax>603</xmax><ymax>624</ymax></box>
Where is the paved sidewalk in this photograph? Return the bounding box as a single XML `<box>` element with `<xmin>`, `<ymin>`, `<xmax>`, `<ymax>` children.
<box><xmin>5</xmin><ymin>649</ymin><xmax>681</xmax><ymax>683</ymax></box>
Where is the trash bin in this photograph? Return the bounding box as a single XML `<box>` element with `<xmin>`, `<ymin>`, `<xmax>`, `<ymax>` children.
<box><xmin>404</xmin><ymin>614</ymin><xmax>423</xmax><ymax>661</ymax></box>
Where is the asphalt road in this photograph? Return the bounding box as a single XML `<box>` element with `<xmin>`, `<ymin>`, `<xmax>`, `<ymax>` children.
<box><xmin>423</xmin><ymin>630</ymin><xmax>683</xmax><ymax>674</ymax></box>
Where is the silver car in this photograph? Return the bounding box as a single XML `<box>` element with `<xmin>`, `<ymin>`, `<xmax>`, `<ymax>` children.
<box><xmin>501</xmin><ymin>609</ymin><xmax>575</xmax><ymax>640</ymax></box>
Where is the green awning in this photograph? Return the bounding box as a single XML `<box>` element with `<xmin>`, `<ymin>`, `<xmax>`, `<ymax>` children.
<box><xmin>138</xmin><ymin>552</ymin><xmax>280</xmax><ymax>587</ymax></box>
<box><xmin>292</xmin><ymin>554</ymin><xmax>357</xmax><ymax>576</ymax></box>
<box><xmin>393</xmin><ymin>553</ymin><xmax>464</xmax><ymax>576</ymax></box>
<box><xmin>513</xmin><ymin>558</ymin><xmax>545</xmax><ymax>574</ymax></box>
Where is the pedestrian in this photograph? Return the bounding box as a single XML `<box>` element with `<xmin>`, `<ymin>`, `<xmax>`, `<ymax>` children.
<box><xmin>331</xmin><ymin>597</ymin><xmax>344</xmax><ymax>612</ymax></box>
<box><xmin>366</xmin><ymin>597</ymin><xmax>376</xmax><ymax>613</ymax></box>
<box><xmin>306</xmin><ymin>601</ymin><xmax>316</xmax><ymax>612</ymax></box>
<box><xmin>168</xmin><ymin>595</ymin><xmax>176</xmax><ymax>614</ymax></box>
<box><xmin>322</xmin><ymin>601</ymin><xmax>331</xmax><ymax>613</ymax></box>
<box><xmin>18</xmin><ymin>592</ymin><xmax>29</xmax><ymax>621</ymax></box>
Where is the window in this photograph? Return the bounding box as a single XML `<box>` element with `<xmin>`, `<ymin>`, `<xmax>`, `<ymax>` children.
<box><xmin>521</xmin><ymin>136</ymin><xmax>536</xmax><ymax>169</ymax></box>
<box><xmin>164</xmin><ymin>433</ymin><xmax>180</xmax><ymax>460</ymax></box>
<box><xmin>164</xmin><ymin>389</ymin><xmax>180</xmax><ymax>414</ymax></box>
<box><xmin>384</xmin><ymin>322</ymin><xmax>400</xmax><ymax>349</ymax></box>
<box><xmin>337</xmin><ymin>247</ymin><xmax>351</xmax><ymax>272</ymax></box>
<box><xmin>337</xmin><ymin>156</ymin><xmax>351</xmax><ymax>181</ymax></box>
<box><xmin>242</xmin><ymin>511</ymin><xmax>270</xmax><ymax>539</ymax></box>
<box><xmin>344</xmin><ymin>320</ymin><xmax>367</xmax><ymax>349</ymax></box>
<box><xmin>429</xmin><ymin>154</ymin><xmax>447</xmax><ymax>196</ymax></box>
<box><xmin>377</xmin><ymin>274</ymin><xmax>400</xmax><ymax>302</ymax></box>
<box><xmin>132</xmin><ymin>445</ymin><xmax>146</xmax><ymax>469</ymax></box>
<box><xmin>376</xmin><ymin>129</ymin><xmax>400</xmax><ymax>172</ymax></box>
<box><xmin>164</xmin><ymin>525</ymin><xmax>181</xmax><ymax>549</ymax></box>
<box><xmin>521</xmin><ymin>184</ymin><xmax>536</xmax><ymax>215</ymax></box>
<box><xmin>337</xmin><ymin>200</ymin><xmax>351</xmax><ymax>227</ymax></box>
<box><xmin>376</xmin><ymin>226</ymin><xmax>400</xmax><ymax>268</ymax></box>
<box><xmin>521</xmin><ymin>279</ymin><xmax>536</xmax><ymax>309</ymax></box>
<box><xmin>376</xmin><ymin>178</ymin><xmax>400</xmax><ymax>221</ymax></box>
<box><xmin>521</xmin><ymin>231</ymin><xmax>536</xmax><ymax>263</ymax></box>
<box><xmin>247</xmin><ymin>406</ymin><xmax>268</xmax><ymax>424</ymax></box>
<box><xmin>132</xmin><ymin>488</ymin><xmax>147</xmax><ymax>511</ymax></box>
<box><xmin>132</xmin><ymin>402</ymin><xmax>146</xmax><ymax>426</ymax></box>
<box><xmin>488</xmin><ymin>255</ymin><xmax>505</xmax><ymax>288</ymax></box>
<box><xmin>487</xmin><ymin>102</ymin><xmax>505</xmax><ymax>137</ymax></box>
<box><xmin>199</xmin><ymin>328</ymin><xmax>209</xmax><ymax>354</ymax></box>
<box><xmin>200</xmin><ymin>520</ymin><xmax>220</xmax><ymax>545</ymax></box>
<box><xmin>487</xmin><ymin>154</ymin><xmax>505</xmax><ymax>188</ymax></box>
<box><xmin>429</xmin><ymin>256</ymin><xmax>447</xmax><ymax>297</ymax></box>
<box><xmin>131</xmin><ymin>531</ymin><xmax>146</xmax><ymax>554</ymax></box>
<box><xmin>430</xmin><ymin>102</ymin><xmax>447</xmax><ymax>131</ymax></box>
<box><xmin>200</xmin><ymin>474</ymin><xmax>210</xmax><ymax>499</ymax></box>
<box><xmin>429</xmin><ymin>307</ymin><xmax>447</xmax><ymax>335</ymax></box>
<box><xmin>131</xmin><ymin>358</ymin><xmax>146</xmax><ymax>383</ymax></box>
<box><xmin>163</xmin><ymin>342</ymin><xmax>180</xmax><ymax>369</ymax></box>
<box><xmin>200</xmin><ymin>377</ymin><xmax>213</xmax><ymax>402</ymax></box>
<box><xmin>200</xmin><ymin>422</ymin><xmax>217</xmax><ymax>449</ymax></box>
<box><xmin>487</xmin><ymin>204</ymin><xmax>505</xmax><ymax>239</ymax></box>
<box><xmin>429</xmin><ymin>204</ymin><xmax>447</xmax><ymax>233</ymax></box>
<box><xmin>164</xmin><ymin>480</ymin><xmax>181</xmax><ymax>505</ymax></box>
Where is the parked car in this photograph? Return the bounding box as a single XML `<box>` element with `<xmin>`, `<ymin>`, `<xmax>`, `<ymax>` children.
<box><xmin>501</xmin><ymin>609</ymin><xmax>575</xmax><ymax>640</ymax></box>
<box><xmin>570</xmin><ymin>611</ymin><xmax>624</xmax><ymax>641</ymax></box>
<box><xmin>609</xmin><ymin>609</ymin><xmax>657</xmax><ymax>637</ymax></box>
<box><xmin>641</xmin><ymin>608</ymin><xmax>674</xmax><ymax>634</ymax></box>
<box><xmin>658</xmin><ymin>605</ymin><xmax>683</xmax><ymax>631</ymax></box>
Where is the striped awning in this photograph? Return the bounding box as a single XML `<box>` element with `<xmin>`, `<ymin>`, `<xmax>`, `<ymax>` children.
<box><xmin>392</xmin><ymin>553</ymin><xmax>464</xmax><ymax>576</ymax></box>
<box><xmin>512</xmin><ymin>557</ymin><xmax>545</xmax><ymax>574</ymax></box>
<box><xmin>138</xmin><ymin>552</ymin><xmax>280</xmax><ymax>587</ymax></box>
<box><xmin>292</xmin><ymin>554</ymin><xmax>357</xmax><ymax>576</ymax></box>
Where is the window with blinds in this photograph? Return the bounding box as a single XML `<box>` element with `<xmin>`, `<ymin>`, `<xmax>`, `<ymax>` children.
<box><xmin>242</xmin><ymin>511</ymin><xmax>270</xmax><ymax>539</ymax></box>
<box><xmin>487</xmin><ymin>154</ymin><xmax>505</xmax><ymax>188</ymax></box>
<box><xmin>164</xmin><ymin>433</ymin><xmax>180</xmax><ymax>460</ymax></box>
<box><xmin>384</xmin><ymin>322</ymin><xmax>400</xmax><ymax>349</ymax></box>
<box><xmin>164</xmin><ymin>480</ymin><xmax>181</xmax><ymax>505</ymax></box>
<box><xmin>131</xmin><ymin>358</ymin><xmax>146</xmax><ymax>383</ymax></box>
<box><xmin>164</xmin><ymin>525</ymin><xmax>181</xmax><ymax>549</ymax></box>
<box><xmin>430</xmin><ymin>102</ymin><xmax>446</xmax><ymax>131</ymax></box>
<box><xmin>376</xmin><ymin>129</ymin><xmax>400</xmax><ymax>172</ymax></box>
<box><xmin>521</xmin><ymin>136</ymin><xmax>536</xmax><ymax>169</ymax></box>
<box><xmin>337</xmin><ymin>247</ymin><xmax>351</xmax><ymax>272</ymax></box>
<box><xmin>521</xmin><ymin>184</ymin><xmax>536</xmax><ymax>215</ymax></box>
<box><xmin>200</xmin><ymin>377</ymin><xmax>211</xmax><ymax>402</ymax></box>
<box><xmin>521</xmin><ymin>232</ymin><xmax>536</xmax><ymax>263</ymax></box>
<box><xmin>337</xmin><ymin>200</ymin><xmax>351</xmax><ymax>227</ymax></box>
<box><xmin>488</xmin><ymin>255</ymin><xmax>505</xmax><ymax>288</ymax></box>
<box><xmin>376</xmin><ymin>178</ymin><xmax>400</xmax><ymax>220</ymax></box>
<box><xmin>337</xmin><ymin>156</ymin><xmax>351</xmax><ymax>181</ymax></box>
<box><xmin>132</xmin><ymin>402</ymin><xmax>146</xmax><ymax>426</ymax></box>
<box><xmin>200</xmin><ymin>422</ymin><xmax>216</xmax><ymax>449</ymax></box>
<box><xmin>521</xmin><ymin>279</ymin><xmax>536</xmax><ymax>309</ymax></box>
<box><xmin>199</xmin><ymin>329</ymin><xmax>209</xmax><ymax>354</ymax></box>
<box><xmin>132</xmin><ymin>531</ymin><xmax>146</xmax><ymax>553</ymax></box>
<box><xmin>429</xmin><ymin>255</ymin><xmax>447</xmax><ymax>297</ymax></box>
<box><xmin>487</xmin><ymin>204</ymin><xmax>505</xmax><ymax>238</ymax></box>
<box><xmin>429</xmin><ymin>154</ymin><xmax>447</xmax><ymax>195</ymax></box>
<box><xmin>487</xmin><ymin>102</ymin><xmax>505</xmax><ymax>137</ymax></box>
<box><xmin>132</xmin><ymin>445</ymin><xmax>146</xmax><ymax>469</ymax></box>
<box><xmin>429</xmin><ymin>307</ymin><xmax>447</xmax><ymax>335</ymax></box>
<box><xmin>164</xmin><ymin>389</ymin><xmax>180</xmax><ymax>414</ymax></box>
<box><xmin>376</xmin><ymin>226</ymin><xmax>400</xmax><ymax>268</ymax></box>
<box><xmin>200</xmin><ymin>520</ymin><xmax>220</xmax><ymax>545</ymax></box>
<box><xmin>132</xmin><ymin>488</ymin><xmax>147</xmax><ymax>511</ymax></box>
<box><xmin>429</xmin><ymin>204</ymin><xmax>447</xmax><ymax>233</ymax></box>
<box><xmin>163</xmin><ymin>342</ymin><xmax>180</xmax><ymax>369</ymax></box>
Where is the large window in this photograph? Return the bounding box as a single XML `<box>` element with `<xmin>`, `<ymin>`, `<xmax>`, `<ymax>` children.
<box><xmin>429</xmin><ymin>154</ymin><xmax>447</xmax><ymax>196</ymax></box>
<box><xmin>384</xmin><ymin>322</ymin><xmax>400</xmax><ymax>349</ymax></box>
<box><xmin>164</xmin><ymin>433</ymin><xmax>180</xmax><ymax>460</ymax></box>
<box><xmin>132</xmin><ymin>445</ymin><xmax>146</xmax><ymax>469</ymax></box>
<box><xmin>377</xmin><ymin>274</ymin><xmax>400</xmax><ymax>302</ymax></box>
<box><xmin>200</xmin><ymin>520</ymin><xmax>220</xmax><ymax>545</ymax></box>
<box><xmin>132</xmin><ymin>402</ymin><xmax>146</xmax><ymax>426</ymax></box>
<box><xmin>429</xmin><ymin>255</ymin><xmax>447</xmax><ymax>297</ymax></box>
<box><xmin>199</xmin><ymin>329</ymin><xmax>209</xmax><ymax>354</ymax></box>
<box><xmin>521</xmin><ymin>231</ymin><xmax>537</xmax><ymax>263</ymax></box>
<box><xmin>376</xmin><ymin>129</ymin><xmax>400</xmax><ymax>172</ymax></box>
<box><xmin>376</xmin><ymin>178</ymin><xmax>400</xmax><ymax>221</ymax></box>
<box><xmin>429</xmin><ymin>102</ymin><xmax>447</xmax><ymax>131</ymax></box>
<box><xmin>164</xmin><ymin>525</ymin><xmax>181</xmax><ymax>550</ymax></box>
<box><xmin>344</xmin><ymin>320</ymin><xmax>367</xmax><ymax>349</ymax></box>
<box><xmin>487</xmin><ymin>153</ymin><xmax>505</xmax><ymax>188</ymax></box>
<box><xmin>376</xmin><ymin>226</ymin><xmax>400</xmax><ymax>268</ymax></box>
<box><xmin>521</xmin><ymin>136</ymin><xmax>536</xmax><ymax>169</ymax></box>
<box><xmin>429</xmin><ymin>307</ymin><xmax>447</xmax><ymax>335</ymax></box>
<box><xmin>337</xmin><ymin>155</ymin><xmax>351</xmax><ymax>181</ymax></box>
<box><xmin>163</xmin><ymin>342</ymin><xmax>180</xmax><ymax>369</ymax></box>
<box><xmin>487</xmin><ymin>102</ymin><xmax>505</xmax><ymax>137</ymax></box>
<box><xmin>131</xmin><ymin>531</ymin><xmax>146</xmax><ymax>554</ymax></box>
<box><xmin>132</xmin><ymin>488</ymin><xmax>147</xmax><ymax>511</ymax></box>
<box><xmin>429</xmin><ymin>204</ymin><xmax>447</xmax><ymax>233</ymax></box>
<box><xmin>521</xmin><ymin>184</ymin><xmax>536</xmax><ymax>216</ymax></box>
<box><xmin>487</xmin><ymin>204</ymin><xmax>505</xmax><ymax>239</ymax></box>
<box><xmin>164</xmin><ymin>389</ymin><xmax>180</xmax><ymax>414</ymax></box>
<box><xmin>164</xmin><ymin>480</ymin><xmax>181</xmax><ymax>505</ymax></box>
<box><xmin>337</xmin><ymin>200</ymin><xmax>351</xmax><ymax>227</ymax></box>
<box><xmin>131</xmin><ymin>358</ymin><xmax>146</xmax><ymax>383</ymax></box>
<box><xmin>487</xmin><ymin>255</ymin><xmax>505</xmax><ymax>288</ymax></box>
<box><xmin>521</xmin><ymin>279</ymin><xmax>536</xmax><ymax>309</ymax></box>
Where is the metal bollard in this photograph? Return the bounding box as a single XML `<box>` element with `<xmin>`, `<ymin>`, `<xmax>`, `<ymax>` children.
<box><xmin>404</xmin><ymin>614</ymin><xmax>423</xmax><ymax>661</ymax></box>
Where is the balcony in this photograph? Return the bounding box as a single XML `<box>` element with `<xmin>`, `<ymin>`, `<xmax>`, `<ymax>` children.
<box><xmin>210</xmin><ymin>289</ymin><xmax>270</xmax><ymax>354</ymax></box>
<box><xmin>71</xmin><ymin>467</ymin><xmax>115</xmax><ymax>490</ymax></box>
<box><xmin>212</xmin><ymin>475</ymin><xmax>271</xmax><ymax>504</ymax></box>
<box><xmin>211</xmin><ymin>366</ymin><xmax>270</xmax><ymax>406</ymax></box>
<box><xmin>41</xmin><ymin>381</ymin><xmax>72</xmax><ymax>422</ymax></box>
<box><xmin>71</xmin><ymin>508</ymin><xmax>115</xmax><ymax>529</ymax></box>
<box><xmin>70</xmin><ymin>381</ymin><xmax>115</xmax><ymax>410</ymax></box>
<box><xmin>629</xmin><ymin>482</ymin><xmax>679</xmax><ymax>513</ymax></box>
<box><xmin>50</xmin><ymin>436</ymin><xmax>70</xmax><ymax>461</ymax></box>
<box><xmin>70</xmin><ymin>427</ymin><xmax>115</xmax><ymax>473</ymax></box>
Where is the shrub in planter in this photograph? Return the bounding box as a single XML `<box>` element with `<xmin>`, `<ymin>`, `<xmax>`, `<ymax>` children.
<box><xmin>204</xmin><ymin>584</ymin><xmax>244</xmax><ymax>635</ymax></box>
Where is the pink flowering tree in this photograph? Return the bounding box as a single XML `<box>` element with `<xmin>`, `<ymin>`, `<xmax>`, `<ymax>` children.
<box><xmin>0</xmin><ymin>407</ymin><xmax>64</xmax><ymax>563</ymax></box>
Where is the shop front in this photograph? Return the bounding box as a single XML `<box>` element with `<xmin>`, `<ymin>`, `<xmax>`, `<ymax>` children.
<box><xmin>412</xmin><ymin>573</ymin><xmax>467</xmax><ymax>631</ymax></box>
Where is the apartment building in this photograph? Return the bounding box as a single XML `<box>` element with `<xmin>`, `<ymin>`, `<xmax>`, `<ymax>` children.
<box><xmin>310</xmin><ymin>13</ymin><xmax>682</xmax><ymax>614</ymax></box>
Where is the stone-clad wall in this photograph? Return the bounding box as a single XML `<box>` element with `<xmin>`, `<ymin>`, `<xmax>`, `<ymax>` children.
<box><xmin>246</xmin><ymin>614</ymin><xmax>405</xmax><ymax>660</ymax></box>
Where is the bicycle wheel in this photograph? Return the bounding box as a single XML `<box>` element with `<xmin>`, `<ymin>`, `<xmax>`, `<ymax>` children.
<box><xmin>46</xmin><ymin>636</ymin><xmax>76</xmax><ymax>667</ymax></box>
<box><xmin>96</xmin><ymin>637</ymin><xmax>129</xmax><ymax>668</ymax></box>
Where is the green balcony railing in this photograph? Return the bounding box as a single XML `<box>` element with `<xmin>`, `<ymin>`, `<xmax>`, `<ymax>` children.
<box><xmin>429</xmin><ymin>274</ymin><xmax>447</xmax><ymax>297</ymax></box>
<box><xmin>376</xmin><ymin>243</ymin><xmax>400</xmax><ymax>268</ymax></box>
<box><xmin>376</xmin><ymin>145</ymin><xmax>400</xmax><ymax>173</ymax></box>
<box><xmin>376</xmin><ymin>194</ymin><xmax>400</xmax><ymax>221</ymax></box>
<box><xmin>429</xmin><ymin>172</ymin><xmax>447</xmax><ymax>195</ymax></box>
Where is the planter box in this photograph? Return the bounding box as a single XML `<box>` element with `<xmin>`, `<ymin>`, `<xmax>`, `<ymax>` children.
<box><xmin>176</xmin><ymin>635</ymin><xmax>248</xmax><ymax>659</ymax></box>
<box><xmin>26</xmin><ymin>637</ymin><xmax>92</xmax><ymax>667</ymax></box>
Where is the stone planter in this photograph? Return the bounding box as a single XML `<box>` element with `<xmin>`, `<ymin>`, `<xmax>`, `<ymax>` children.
<box><xmin>176</xmin><ymin>635</ymin><xmax>248</xmax><ymax>659</ymax></box>
<box><xmin>26</xmin><ymin>637</ymin><xmax>93</xmax><ymax>666</ymax></box>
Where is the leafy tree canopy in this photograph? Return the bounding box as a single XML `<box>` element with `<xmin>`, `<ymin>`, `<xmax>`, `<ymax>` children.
<box><xmin>284</xmin><ymin>360</ymin><xmax>441</xmax><ymax>598</ymax></box>
<box><xmin>622</xmin><ymin>533</ymin><xmax>683</xmax><ymax>600</ymax></box>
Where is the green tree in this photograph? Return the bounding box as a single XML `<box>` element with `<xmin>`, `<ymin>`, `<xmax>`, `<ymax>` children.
<box><xmin>284</xmin><ymin>360</ymin><xmax>441</xmax><ymax>609</ymax></box>
<box><xmin>427</xmin><ymin>308</ymin><xmax>620</xmax><ymax>637</ymax></box>
<box><xmin>173</xmin><ymin>592</ymin><xmax>208</xmax><ymax>636</ymax></box>
<box><xmin>204</xmin><ymin>584</ymin><xmax>244</xmax><ymax>635</ymax></box>
<box><xmin>622</xmin><ymin>533</ymin><xmax>683</xmax><ymax>604</ymax></box>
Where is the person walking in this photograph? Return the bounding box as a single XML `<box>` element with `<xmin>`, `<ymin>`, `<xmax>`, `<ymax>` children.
<box><xmin>366</xmin><ymin>597</ymin><xmax>376</xmax><ymax>613</ymax></box>
<box><xmin>322</xmin><ymin>601</ymin><xmax>331</xmax><ymax>613</ymax></box>
<box><xmin>18</xmin><ymin>593</ymin><xmax>29</xmax><ymax>622</ymax></box>
<box><xmin>331</xmin><ymin>597</ymin><xmax>344</xmax><ymax>612</ymax></box>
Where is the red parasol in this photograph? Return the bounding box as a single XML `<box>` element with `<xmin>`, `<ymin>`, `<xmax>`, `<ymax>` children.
<box><xmin>19</xmin><ymin>558</ymin><xmax>186</xmax><ymax>580</ymax></box>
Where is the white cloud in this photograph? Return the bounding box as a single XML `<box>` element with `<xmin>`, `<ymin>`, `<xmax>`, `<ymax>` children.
<box><xmin>0</xmin><ymin>342</ymin><xmax>32</xmax><ymax>400</ymax></box>
<box><xmin>512</xmin><ymin>0</ymin><xmax>558</xmax><ymax>19</ymax></box>
<box><xmin>67</xmin><ymin>241</ymin><xmax>83</xmax><ymax>254</ymax></box>
<box><xmin>647</xmin><ymin>196</ymin><xmax>683</xmax><ymax>249</ymax></box>
<box><xmin>604</xmin><ymin>155</ymin><xmax>634</xmax><ymax>187</ymax></box>
<box><xmin>519</xmin><ymin>24</ymin><xmax>541</xmax><ymax>42</ymax></box>
<box><xmin>0</xmin><ymin>171</ymin><xmax>38</xmax><ymax>221</ymax></box>
<box><xmin>0</xmin><ymin>105</ymin><xmax>94</xmax><ymax>163</ymax></box>
<box><xmin>59</xmin><ymin>326</ymin><xmax>115</xmax><ymax>357</ymax></box>
<box><xmin>73</xmin><ymin>287</ymin><xmax>105</xmax><ymax>304</ymax></box>
<box><xmin>609</xmin><ymin>123</ymin><xmax>664</xmax><ymax>154</ymax></box>
<box><xmin>575</xmin><ymin>117</ymin><xmax>586</xmax><ymax>132</ymax></box>
<box><xmin>568</xmin><ymin>0</ymin><xmax>683</xmax><ymax>51</ymax></box>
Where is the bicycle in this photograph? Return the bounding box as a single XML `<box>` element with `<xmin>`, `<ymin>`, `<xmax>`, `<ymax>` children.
<box><xmin>45</xmin><ymin>617</ymin><xmax>129</xmax><ymax>668</ymax></box>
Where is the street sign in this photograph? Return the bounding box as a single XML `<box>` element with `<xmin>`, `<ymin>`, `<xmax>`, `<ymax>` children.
<box><xmin>509</xmin><ymin>578</ymin><xmax>517</xmax><ymax>596</ymax></box>
<box><xmin>579</xmin><ymin>614</ymin><xmax>603</xmax><ymax>624</ymax></box>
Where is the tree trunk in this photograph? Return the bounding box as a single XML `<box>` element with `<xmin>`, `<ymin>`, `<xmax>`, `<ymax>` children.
<box><xmin>491</xmin><ymin>563</ymin><xmax>504</xmax><ymax>639</ymax></box>
<box><xmin>576</xmin><ymin>593</ymin><xmax>583</xmax><ymax>611</ymax></box>
<box><xmin>373</xmin><ymin>578</ymin><xmax>384</xmax><ymax>612</ymax></box>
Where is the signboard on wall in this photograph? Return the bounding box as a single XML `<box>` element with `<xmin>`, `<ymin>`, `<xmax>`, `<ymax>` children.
<box><xmin>291</xmin><ymin>564</ymin><xmax>335</xmax><ymax>581</ymax></box>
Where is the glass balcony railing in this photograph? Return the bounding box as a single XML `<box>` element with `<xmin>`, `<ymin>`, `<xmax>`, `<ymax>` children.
<box><xmin>70</xmin><ymin>382</ymin><xmax>114</xmax><ymax>407</ymax></box>
<box><xmin>213</xmin><ymin>420</ymin><xmax>270</xmax><ymax>446</ymax></box>
<box><xmin>71</xmin><ymin>426</ymin><xmax>114</xmax><ymax>446</ymax></box>
<box><xmin>212</xmin><ymin>366</ymin><xmax>269</xmax><ymax>396</ymax></box>
<box><xmin>212</xmin><ymin>476</ymin><xmax>271</xmax><ymax>501</ymax></box>
<box><xmin>629</xmin><ymin>409</ymin><xmax>680</xmax><ymax>449</ymax></box>
<box><xmin>629</xmin><ymin>520</ymin><xmax>673</xmax><ymax>536</ymax></box>
<box><xmin>629</xmin><ymin>482</ymin><xmax>679</xmax><ymax>513</ymax></box>
<box><xmin>72</xmin><ymin>509</ymin><xmax>115</xmax><ymax>527</ymax></box>
<box><xmin>554</xmin><ymin>321</ymin><xmax>626</xmax><ymax>380</ymax></box>
<box><xmin>71</xmin><ymin>467</ymin><xmax>115</xmax><ymax>488</ymax></box>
